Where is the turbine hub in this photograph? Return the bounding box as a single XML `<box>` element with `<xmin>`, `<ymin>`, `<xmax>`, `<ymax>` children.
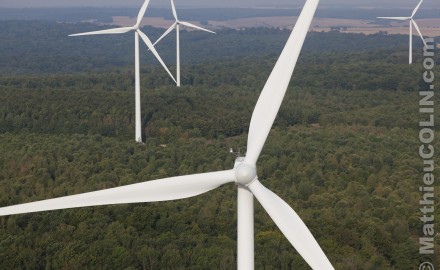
<box><xmin>234</xmin><ymin>160</ymin><xmax>257</xmax><ymax>186</ymax></box>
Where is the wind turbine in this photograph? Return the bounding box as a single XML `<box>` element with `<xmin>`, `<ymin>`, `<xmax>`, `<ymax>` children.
<box><xmin>152</xmin><ymin>0</ymin><xmax>216</xmax><ymax>87</ymax></box>
<box><xmin>377</xmin><ymin>0</ymin><xmax>427</xmax><ymax>64</ymax></box>
<box><xmin>0</xmin><ymin>0</ymin><xmax>333</xmax><ymax>269</ymax></box>
<box><xmin>69</xmin><ymin>0</ymin><xmax>176</xmax><ymax>143</ymax></box>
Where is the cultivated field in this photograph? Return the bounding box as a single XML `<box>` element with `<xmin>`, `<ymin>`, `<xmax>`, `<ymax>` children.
<box><xmin>110</xmin><ymin>16</ymin><xmax>440</xmax><ymax>37</ymax></box>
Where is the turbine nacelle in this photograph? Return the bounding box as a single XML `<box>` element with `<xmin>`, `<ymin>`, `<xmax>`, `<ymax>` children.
<box><xmin>234</xmin><ymin>158</ymin><xmax>257</xmax><ymax>186</ymax></box>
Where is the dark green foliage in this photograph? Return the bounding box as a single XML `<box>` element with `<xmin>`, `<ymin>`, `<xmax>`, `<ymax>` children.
<box><xmin>1</xmin><ymin>83</ymin><xmax>439</xmax><ymax>268</ymax></box>
<box><xmin>1</xmin><ymin>21</ymin><xmax>437</xmax><ymax>75</ymax></box>
<box><xmin>1</xmin><ymin>122</ymin><xmax>438</xmax><ymax>268</ymax></box>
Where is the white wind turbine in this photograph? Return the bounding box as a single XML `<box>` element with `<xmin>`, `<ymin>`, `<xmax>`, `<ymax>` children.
<box><xmin>70</xmin><ymin>0</ymin><xmax>176</xmax><ymax>143</ymax></box>
<box><xmin>377</xmin><ymin>0</ymin><xmax>427</xmax><ymax>64</ymax></box>
<box><xmin>0</xmin><ymin>0</ymin><xmax>333</xmax><ymax>269</ymax></box>
<box><xmin>152</xmin><ymin>0</ymin><xmax>216</xmax><ymax>87</ymax></box>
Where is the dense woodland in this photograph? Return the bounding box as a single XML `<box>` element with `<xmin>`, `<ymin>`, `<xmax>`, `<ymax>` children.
<box><xmin>1</xmin><ymin>20</ymin><xmax>437</xmax><ymax>75</ymax></box>
<box><xmin>0</xmin><ymin>20</ymin><xmax>439</xmax><ymax>269</ymax></box>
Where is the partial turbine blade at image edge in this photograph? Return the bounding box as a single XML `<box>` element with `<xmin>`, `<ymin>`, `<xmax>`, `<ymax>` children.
<box><xmin>245</xmin><ymin>0</ymin><xmax>319</xmax><ymax>165</ymax></box>
<box><xmin>137</xmin><ymin>0</ymin><xmax>152</xmax><ymax>27</ymax></box>
<box><xmin>412</xmin><ymin>0</ymin><xmax>424</xmax><ymax>17</ymax></box>
<box><xmin>171</xmin><ymin>0</ymin><xmax>178</xmax><ymax>20</ymax></box>
<box><xmin>153</xmin><ymin>22</ymin><xmax>177</xmax><ymax>47</ymax></box>
<box><xmin>69</xmin><ymin>27</ymin><xmax>135</xmax><ymax>36</ymax></box>
<box><xmin>376</xmin><ymin>17</ymin><xmax>411</xmax><ymax>21</ymax></box>
<box><xmin>248</xmin><ymin>180</ymin><xmax>334</xmax><ymax>270</ymax></box>
<box><xmin>411</xmin><ymin>19</ymin><xmax>427</xmax><ymax>47</ymax></box>
<box><xmin>137</xmin><ymin>30</ymin><xmax>177</xmax><ymax>83</ymax></box>
<box><xmin>0</xmin><ymin>170</ymin><xmax>235</xmax><ymax>216</ymax></box>
<box><xmin>179</xmin><ymin>21</ymin><xmax>216</xmax><ymax>34</ymax></box>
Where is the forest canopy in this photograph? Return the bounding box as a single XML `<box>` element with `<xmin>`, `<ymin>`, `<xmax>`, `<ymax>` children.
<box><xmin>0</xmin><ymin>20</ymin><xmax>439</xmax><ymax>269</ymax></box>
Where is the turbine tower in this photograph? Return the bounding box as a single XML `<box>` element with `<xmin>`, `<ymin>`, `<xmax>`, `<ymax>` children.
<box><xmin>0</xmin><ymin>0</ymin><xmax>333</xmax><ymax>269</ymax></box>
<box><xmin>377</xmin><ymin>0</ymin><xmax>427</xmax><ymax>64</ymax></box>
<box><xmin>153</xmin><ymin>0</ymin><xmax>216</xmax><ymax>87</ymax></box>
<box><xmin>70</xmin><ymin>0</ymin><xmax>176</xmax><ymax>143</ymax></box>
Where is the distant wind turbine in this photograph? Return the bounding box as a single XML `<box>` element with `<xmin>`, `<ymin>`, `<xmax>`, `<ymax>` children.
<box><xmin>153</xmin><ymin>0</ymin><xmax>216</xmax><ymax>87</ymax></box>
<box><xmin>377</xmin><ymin>0</ymin><xmax>427</xmax><ymax>64</ymax></box>
<box><xmin>70</xmin><ymin>0</ymin><xmax>176</xmax><ymax>143</ymax></box>
<box><xmin>0</xmin><ymin>0</ymin><xmax>334</xmax><ymax>269</ymax></box>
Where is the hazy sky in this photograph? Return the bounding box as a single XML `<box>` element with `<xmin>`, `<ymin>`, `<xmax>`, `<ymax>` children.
<box><xmin>0</xmin><ymin>0</ymin><xmax>437</xmax><ymax>8</ymax></box>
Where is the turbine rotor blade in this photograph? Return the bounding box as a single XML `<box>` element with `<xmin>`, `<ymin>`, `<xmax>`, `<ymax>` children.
<box><xmin>171</xmin><ymin>0</ymin><xmax>178</xmax><ymax>20</ymax></box>
<box><xmin>376</xmin><ymin>16</ymin><xmax>410</xmax><ymax>20</ymax></box>
<box><xmin>411</xmin><ymin>19</ymin><xmax>427</xmax><ymax>47</ymax></box>
<box><xmin>179</xmin><ymin>21</ymin><xmax>216</xmax><ymax>34</ymax></box>
<box><xmin>136</xmin><ymin>0</ymin><xmax>151</xmax><ymax>27</ymax></box>
<box><xmin>412</xmin><ymin>0</ymin><xmax>424</xmax><ymax>17</ymax></box>
<box><xmin>0</xmin><ymin>170</ymin><xmax>235</xmax><ymax>216</ymax></box>
<box><xmin>244</xmin><ymin>0</ymin><xmax>319</xmax><ymax>165</ymax></box>
<box><xmin>153</xmin><ymin>22</ymin><xmax>177</xmax><ymax>47</ymax></box>
<box><xmin>137</xmin><ymin>30</ymin><xmax>177</xmax><ymax>83</ymax></box>
<box><xmin>248</xmin><ymin>180</ymin><xmax>334</xmax><ymax>270</ymax></box>
<box><xmin>69</xmin><ymin>27</ymin><xmax>135</xmax><ymax>36</ymax></box>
